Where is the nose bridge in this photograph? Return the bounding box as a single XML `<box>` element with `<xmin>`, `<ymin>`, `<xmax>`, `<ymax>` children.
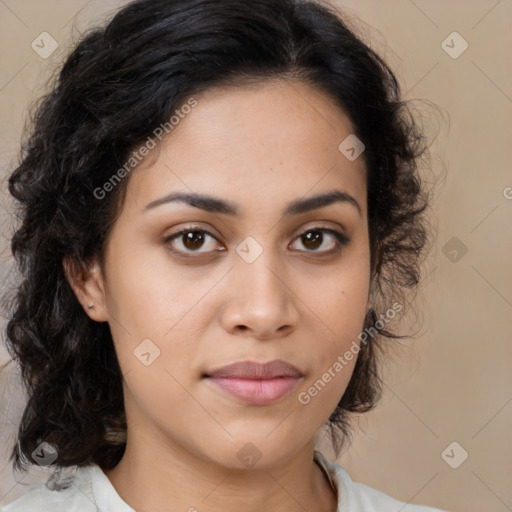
<box><xmin>235</xmin><ymin>240</ymin><xmax>287</xmax><ymax>307</ymax></box>
<box><xmin>223</xmin><ymin>236</ymin><xmax>299</xmax><ymax>337</ymax></box>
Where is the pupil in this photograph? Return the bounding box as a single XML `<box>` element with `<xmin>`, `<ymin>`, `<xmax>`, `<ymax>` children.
<box><xmin>303</xmin><ymin>230</ymin><xmax>322</xmax><ymax>250</ymax></box>
<box><xmin>184</xmin><ymin>230</ymin><xmax>204</xmax><ymax>250</ymax></box>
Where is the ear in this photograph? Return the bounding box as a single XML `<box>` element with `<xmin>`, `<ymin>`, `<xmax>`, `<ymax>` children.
<box><xmin>62</xmin><ymin>256</ymin><xmax>109</xmax><ymax>322</ymax></box>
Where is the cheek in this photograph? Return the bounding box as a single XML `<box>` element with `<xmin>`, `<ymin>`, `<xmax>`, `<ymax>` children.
<box><xmin>306</xmin><ymin>263</ymin><xmax>369</xmax><ymax>340</ymax></box>
<box><xmin>295</xmin><ymin>284</ymin><xmax>366</xmax><ymax>421</ymax></box>
<box><xmin>103</xmin><ymin>239</ymin><xmax>210</xmax><ymax>336</ymax></box>
<box><xmin>102</xmin><ymin>248</ymin><xmax>213</xmax><ymax>386</ymax></box>
<box><xmin>298</xmin><ymin>259</ymin><xmax>369</xmax><ymax>396</ymax></box>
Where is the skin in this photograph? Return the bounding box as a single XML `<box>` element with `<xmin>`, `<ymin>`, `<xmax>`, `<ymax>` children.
<box><xmin>66</xmin><ymin>77</ymin><xmax>371</xmax><ymax>512</ymax></box>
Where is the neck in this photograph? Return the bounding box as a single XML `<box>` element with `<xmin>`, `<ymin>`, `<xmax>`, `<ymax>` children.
<box><xmin>104</xmin><ymin>428</ymin><xmax>337</xmax><ymax>512</ymax></box>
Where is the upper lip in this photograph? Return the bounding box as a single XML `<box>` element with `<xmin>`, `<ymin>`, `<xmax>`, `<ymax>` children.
<box><xmin>206</xmin><ymin>360</ymin><xmax>303</xmax><ymax>379</ymax></box>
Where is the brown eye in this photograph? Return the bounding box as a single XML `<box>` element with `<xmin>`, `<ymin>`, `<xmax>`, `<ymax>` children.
<box><xmin>290</xmin><ymin>228</ymin><xmax>349</xmax><ymax>253</ymax></box>
<box><xmin>164</xmin><ymin>228</ymin><xmax>223</xmax><ymax>255</ymax></box>
<box><xmin>164</xmin><ymin>225</ymin><xmax>349</xmax><ymax>258</ymax></box>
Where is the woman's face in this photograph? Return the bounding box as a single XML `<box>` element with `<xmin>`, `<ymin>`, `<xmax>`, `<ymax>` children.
<box><xmin>85</xmin><ymin>78</ymin><xmax>370</xmax><ymax>469</ymax></box>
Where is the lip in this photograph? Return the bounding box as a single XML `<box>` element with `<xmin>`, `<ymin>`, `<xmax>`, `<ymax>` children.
<box><xmin>204</xmin><ymin>360</ymin><xmax>304</xmax><ymax>405</ymax></box>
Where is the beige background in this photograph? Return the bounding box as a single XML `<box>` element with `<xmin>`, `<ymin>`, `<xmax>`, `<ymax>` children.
<box><xmin>0</xmin><ymin>1</ymin><xmax>511</xmax><ymax>511</ymax></box>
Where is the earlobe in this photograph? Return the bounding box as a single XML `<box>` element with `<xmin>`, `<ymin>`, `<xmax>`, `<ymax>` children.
<box><xmin>62</xmin><ymin>257</ymin><xmax>109</xmax><ymax>322</ymax></box>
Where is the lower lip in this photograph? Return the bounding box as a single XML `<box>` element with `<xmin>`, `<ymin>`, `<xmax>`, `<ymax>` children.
<box><xmin>206</xmin><ymin>376</ymin><xmax>302</xmax><ymax>405</ymax></box>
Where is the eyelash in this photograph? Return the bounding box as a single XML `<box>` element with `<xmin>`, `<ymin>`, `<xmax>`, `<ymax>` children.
<box><xmin>163</xmin><ymin>225</ymin><xmax>350</xmax><ymax>258</ymax></box>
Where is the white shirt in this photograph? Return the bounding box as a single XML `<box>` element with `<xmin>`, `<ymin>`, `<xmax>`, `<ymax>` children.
<box><xmin>1</xmin><ymin>450</ymin><xmax>447</xmax><ymax>511</ymax></box>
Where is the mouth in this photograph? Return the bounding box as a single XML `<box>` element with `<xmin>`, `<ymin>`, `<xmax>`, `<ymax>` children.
<box><xmin>203</xmin><ymin>360</ymin><xmax>304</xmax><ymax>406</ymax></box>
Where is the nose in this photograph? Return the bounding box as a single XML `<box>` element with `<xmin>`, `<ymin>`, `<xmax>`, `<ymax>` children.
<box><xmin>220</xmin><ymin>249</ymin><xmax>300</xmax><ymax>340</ymax></box>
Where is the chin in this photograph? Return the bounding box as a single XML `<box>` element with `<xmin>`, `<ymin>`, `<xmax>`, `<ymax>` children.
<box><xmin>197</xmin><ymin>436</ymin><xmax>306</xmax><ymax>471</ymax></box>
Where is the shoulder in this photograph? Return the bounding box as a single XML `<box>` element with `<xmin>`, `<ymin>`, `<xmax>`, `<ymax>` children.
<box><xmin>1</xmin><ymin>465</ymin><xmax>97</xmax><ymax>512</ymax></box>
<box><xmin>314</xmin><ymin>450</ymin><xmax>448</xmax><ymax>512</ymax></box>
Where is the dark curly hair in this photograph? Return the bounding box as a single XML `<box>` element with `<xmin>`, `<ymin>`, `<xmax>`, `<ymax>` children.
<box><xmin>1</xmin><ymin>0</ymin><xmax>441</xmax><ymax>476</ymax></box>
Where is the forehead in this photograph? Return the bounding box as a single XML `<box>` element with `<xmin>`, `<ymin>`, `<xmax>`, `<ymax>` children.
<box><xmin>124</xmin><ymin>78</ymin><xmax>367</xmax><ymax>216</ymax></box>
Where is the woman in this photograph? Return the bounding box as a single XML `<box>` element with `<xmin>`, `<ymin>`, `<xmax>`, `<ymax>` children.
<box><xmin>1</xmin><ymin>0</ymin><xmax>446</xmax><ymax>510</ymax></box>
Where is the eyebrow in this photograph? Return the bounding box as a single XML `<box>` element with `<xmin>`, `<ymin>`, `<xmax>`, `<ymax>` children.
<box><xmin>143</xmin><ymin>189</ymin><xmax>362</xmax><ymax>217</ymax></box>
